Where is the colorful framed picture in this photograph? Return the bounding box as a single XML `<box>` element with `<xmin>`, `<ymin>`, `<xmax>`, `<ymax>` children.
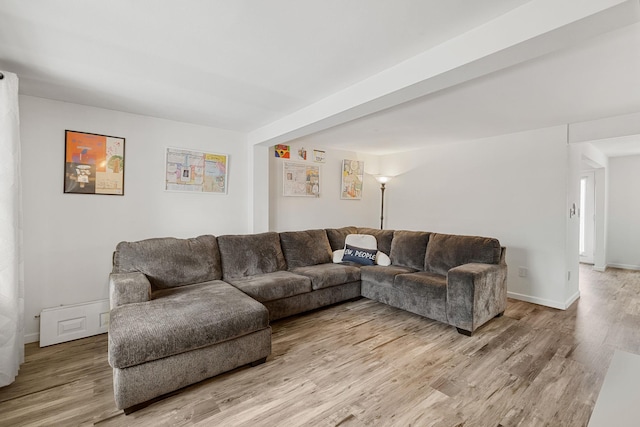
<box><xmin>274</xmin><ymin>144</ymin><xmax>290</xmax><ymax>159</ymax></box>
<box><xmin>64</xmin><ymin>130</ymin><xmax>125</xmax><ymax>195</ymax></box>
<box><xmin>341</xmin><ymin>159</ymin><xmax>364</xmax><ymax>200</ymax></box>
<box><xmin>165</xmin><ymin>147</ymin><xmax>228</xmax><ymax>194</ymax></box>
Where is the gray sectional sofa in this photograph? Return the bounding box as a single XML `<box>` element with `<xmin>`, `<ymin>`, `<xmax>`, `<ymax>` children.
<box><xmin>108</xmin><ymin>226</ymin><xmax>507</xmax><ymax>411</ymax></box>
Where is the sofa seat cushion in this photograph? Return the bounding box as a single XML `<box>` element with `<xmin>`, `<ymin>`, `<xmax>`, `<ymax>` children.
<box><xmin>360</xmin><ymin>265</ymin><xmax>417</xmax><ymax>287</ymax></box>
<box><xmin>393</xmin><ymin>272</ymin><xmax>448</xmax><ymax>322</ymax></box>
<box><xmin>394</xmin><ymin>271</ymin><xmax>447</xmax><ymax>297</ymax></box>
<box><xmin>291</xmin><ymin>263</ymin><xmax>361</xmax><ymax>290</ymax></box>
<box><xmin>226</xmin><ymin>271</ymin><xmax>312</xmax><ymax>302</ymax></box>
<box><xmin>108</xmin><ymin>280</ymin><xmax>268</xmax><ymax>369</ymax></box>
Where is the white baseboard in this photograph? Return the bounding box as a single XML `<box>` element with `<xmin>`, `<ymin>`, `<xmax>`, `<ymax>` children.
<box><xmin>39</xmin><ymin>299</ymin><xmax>110</xmax><ymax>347</ymax></box>
<box><xmin>507</xmin><ymin>292</ymin><xmax>567</xmax><ymax>310</ymax></box>
<box><xmin>564</xmin><ymin>290</ymin><xmax>580</xmax><ymax>309</ymax></box>
<box><xmin>607</xmin><ymin>263</ymin><xmax>640</xmax><ymax>271</ymax></box>
<box><xmin>593</xmin><ymin>265</ymin><xmax>607</xmax><ymax>272</ymax></box>
<box><xmin>24</xmin><ymin>332</ymin><xmax>40</xmax><ymax>344</ymax></box>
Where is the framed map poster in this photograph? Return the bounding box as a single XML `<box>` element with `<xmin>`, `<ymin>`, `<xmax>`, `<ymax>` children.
<box><xmin>64</xmin><ymin>130</ymin><xmax>125</xmax><ymax>195</ymax></box>
<box><xmin>283</xmin><ymin>162</ymin><xmax>320</xmax><ymax>197</ymax></box>
<box><xmin>165</xmin><ymin>147</ymin><xmax>228</xmax><ymax>194</ymax></box>
<box><xmin>341</xmin><ymin>159</ymin><xmax>364</xmax><ymax>200</ymax></box>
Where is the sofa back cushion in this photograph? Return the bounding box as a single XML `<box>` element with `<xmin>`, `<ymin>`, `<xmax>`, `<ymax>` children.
<box><xmin>390</xmin><ymin>230</ymin><xmax>430</xmax><ymax>270</ymax></box>
<box><xmin>325</xmin><ymin>226</ymin><xmax>358</xmax><ymax>251</ymax></box>
<box><xmin>356</xmin><ymin>228</ymin><xmax>394</xmax><ymax>255</ymax></box>
<box><xmin>112</xmin><ymin>235</ymin><xmax>221</xmax><ymax>290</ymax></box>
<box><xmin>425</xmin><ymin>233</ymin><xmax>502</xmax><ymax>275</ymax></box>
<box><xmin>279</xmin><ymin>229</ymin><xmax>333</xmax><ymax>268</ymax></box>
<box><xmin>217</xmin><ymin>232</ymin><xmax>287</xmax><ymax>279</ymax></box>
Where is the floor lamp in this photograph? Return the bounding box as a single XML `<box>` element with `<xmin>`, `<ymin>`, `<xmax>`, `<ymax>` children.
<box><xmin>375</xmin><ymin>176</ymin><xmax>392</xmax><ymax>229</ymax></box>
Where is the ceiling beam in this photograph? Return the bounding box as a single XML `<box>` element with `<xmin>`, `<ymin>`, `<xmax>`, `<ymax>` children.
<box><xmin>248</xmin><ymin>0</ymin><xmax>640</xmax><ymax>147</ymax></box>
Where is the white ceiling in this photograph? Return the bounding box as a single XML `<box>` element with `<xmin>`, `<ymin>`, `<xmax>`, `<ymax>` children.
<box><xmin>291</xmin><ymin>20</ymin><xmax>640</xmax><ymax>154</ymax></box>
<box><xmin>591</xmin><ymin>134</ymin><xmax>640</xmax><ymax>157</ymax></box>
<box><xmin>1</xmin><ymin>0</ymin><xmax>640</xmax><ymax>155</ymax></box>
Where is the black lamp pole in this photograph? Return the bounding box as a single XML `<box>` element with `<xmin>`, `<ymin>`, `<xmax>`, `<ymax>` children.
<box><xmin>380</xmin><ymin>182</ymin><xmax>386</xmax><ymax>230</ymax></box>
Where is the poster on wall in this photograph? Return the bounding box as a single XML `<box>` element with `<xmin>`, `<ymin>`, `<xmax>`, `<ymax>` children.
<box><xmin>165</xmin><ymin>147</ymin><xmax>228</xmax><ymax>194</ymax></box>
<box><xmin>64</xmin><ymin>130</ymin><xmax>125</xmax><ymax>195</ymax></box>
<box><xmin>274</xmin><ymin>144</ymin><xmax>290</xmax><ymax>158</ymax></box>
<box><xmin>341</xmin><ymin>159</ymin><xmax>364</xmax><ymax>200</ymax></box>
<box><xmin>313</xmin><ymin>149</ymin><xmax>326</xmax><ymax>163</ymax></box>
<box><xmin>283</xmin><ymin>161</ymin><xmax>320</xmax><ymax>197</ymax></box>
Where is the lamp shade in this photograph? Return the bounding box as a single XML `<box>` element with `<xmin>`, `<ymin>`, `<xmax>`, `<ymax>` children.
<box><xmin>375</xmin><ymin>176</ymin><xmax>392</xmax><ymax>184</ymax></box>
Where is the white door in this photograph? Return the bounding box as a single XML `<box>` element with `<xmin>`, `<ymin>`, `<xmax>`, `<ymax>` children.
<box><xmin>579</xmin><ymin>171</ymin><xmax>595</xmax><ymax>264</ymax></box>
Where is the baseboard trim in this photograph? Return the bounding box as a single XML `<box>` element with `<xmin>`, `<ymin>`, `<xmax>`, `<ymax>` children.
<box><xmin>24</xmin><ymin>332</ymin><xmax>40</xmax><ymax>344</ymax></box>
<box><xmin>564</xmin><ymin>290</ymin><xmax>580</xmax><ymax>309</ymax></box>
<box><xmin>607</xmin><ymin>263</ymin><xmax>640</xmax><ymax>271</ymax></box>
<box><xmin>593</xmin><ymin>265</ymin><xmax>607</xmax><ymax>272</ymax></box>
<box><xmin>507</xmin><ymin>292</ymin><xmax>567</xmax><ymax>310</ymax></box>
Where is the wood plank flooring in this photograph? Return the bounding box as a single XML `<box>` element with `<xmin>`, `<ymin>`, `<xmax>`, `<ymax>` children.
<box><xmin>2</xmin><ymin>265</ymin><xmax>640</xmax><ymax>426</ymax></box>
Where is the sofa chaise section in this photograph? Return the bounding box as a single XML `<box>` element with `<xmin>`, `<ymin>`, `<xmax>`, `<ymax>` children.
<box><xmin>108</xmin><ymin>235</ymin><xmax>271</xmax><ymax>412</ymax></box>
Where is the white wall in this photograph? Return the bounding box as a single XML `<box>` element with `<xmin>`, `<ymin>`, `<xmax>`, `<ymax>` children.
<box><xmin>607</xmin><ymin>155</ymin><xmax>640</xmax><ymax>269</ymax></box>
<box><xmin>382</xmin><ymin>126</ymin><xmax>573</xmax><ymax>308</ymax></box>
<box><xmin>565</xmin><ymin>143</ymin><xmax>580</xmax><ymax>304</ymax></box>
<box><xmin>20</xmin><ymin>96</ymin><xmax>249</xmax><ymax>342</ymax></box>
<box><xmin>269</xmin><ymin>142</ymin><xmax>380</xmax><ymax>231</ymax></box>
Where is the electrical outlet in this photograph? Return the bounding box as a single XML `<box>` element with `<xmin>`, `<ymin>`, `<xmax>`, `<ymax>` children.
<box><xmin>518</xmin><ymin>267</ymin><xmax>528</xmax><ymax>277</ymax></box>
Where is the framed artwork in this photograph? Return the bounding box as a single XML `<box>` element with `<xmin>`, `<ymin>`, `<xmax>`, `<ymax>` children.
<box><xmin>283</xmin><ymin>161</ymin><xmax>320</xmax><ymax>197</ymax></box>
<box><xmin>313</xmin><ymin>149</ymin><xmax>326</xmax><ymax>163</ymax></box>
<box><xmin>165</xmin><ymin>147</ymin><xmax>228</xmax><ymax>194</ymax></box>
<box><xmin>64</xmin><ymin>130</ymin><xmax>125</xmax><ymax>195</ymax></box>
<box><xmin>341</xmin><ymin>159</ymin><xmax>364</xmax><ymax>200</ymax></box>
<box><xmin>274</xmin><ymin>144</ymin><xmax>290</xmax><ymax>158</ymax></box>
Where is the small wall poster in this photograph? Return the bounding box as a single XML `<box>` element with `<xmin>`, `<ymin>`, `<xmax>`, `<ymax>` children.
<box><xmin>274</xmin><ymin>144</ymin><xmax>290</xmax><ymax>159</ymax></box>
<box><xmin>341</xmin><ymin>159</ymin><xmax>364</xmax><ymax>200</ymax></box>
<box><xmin>313</xmin><ymin>149</ymin><xmax>326</xmax><ymax>163</ymax></box>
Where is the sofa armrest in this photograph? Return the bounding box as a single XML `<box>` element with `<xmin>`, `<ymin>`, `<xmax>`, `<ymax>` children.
<box><xmin>109</xmin><ymin>272</ymin><xmax>152</xmax><ymax>309</ymax></box>
<box><xmin>446</xmin><ymin>262</ymin><xmax>507</xmax><ymax>334</ymax></box>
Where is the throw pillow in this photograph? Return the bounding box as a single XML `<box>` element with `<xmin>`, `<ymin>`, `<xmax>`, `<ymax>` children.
<box><xmin>376</xmin><ymin>251</ymin><xmax>391</xmax><ymax>266</ymax></box>
<box><xmin>332</xmin><ymin>249</ymin><xmax>345</xmax><ymax>263</ymax></box>
<box><xmin>342</xmin><ymin>244</ymin><xmax>377</xmax><ymax>266</ymax></box>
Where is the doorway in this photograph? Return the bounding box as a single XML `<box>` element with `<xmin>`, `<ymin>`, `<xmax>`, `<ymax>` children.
<box><xmin>579</xmin><ymin>171</ymin><xmax>595</xmax><ymax>264</ymax></box>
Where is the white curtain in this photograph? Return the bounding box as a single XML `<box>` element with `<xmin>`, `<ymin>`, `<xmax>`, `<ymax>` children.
<box><xmin>0</xmin><ymin>71</ymin><xmax>24</xmax><ymax>387</ymax></box>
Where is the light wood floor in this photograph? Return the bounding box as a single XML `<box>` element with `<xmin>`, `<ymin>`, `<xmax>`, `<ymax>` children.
<box><xmin>2</xmin><ymin>265</ymin><xmax>640</xmax><ymax>427</ymax></box>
